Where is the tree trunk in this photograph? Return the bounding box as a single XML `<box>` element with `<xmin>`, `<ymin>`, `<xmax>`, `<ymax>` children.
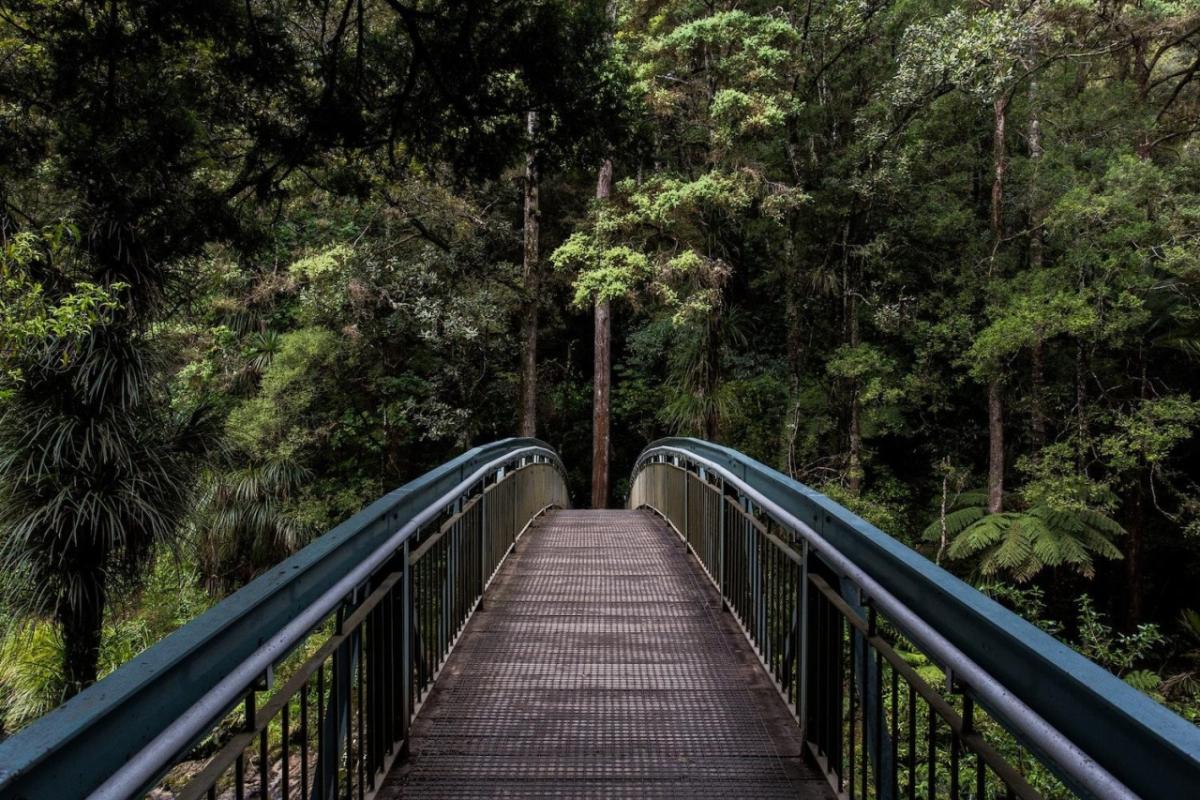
<box><xmin>989</xmin><ymin>95</ymin><xmax>1008</xmax><ymax>265</ymax></box>
<box><xmin>847</xmin><ymin>293</ymin><xmax>863</xmax><ymax>496</ymax></box>
<box><xmin>1076</xmin><ymin>337</ymin><xmax>1090</xmax><ymax>466</ymax></box>
<box><xmin>1125</xmin><ymin>479</ymin><xmax>1145</xmax><ymax>627</ymax></box>
<box><xmin>59</xmin><ymin>581</ymin><xmax>105</xmax><ymax>698</ymax></box>
<box><xmin>591</xmin><ymin>158</ymin><xmax>614</xmax><ymax>509</ymax></box>
<box><xmin>1028</xmin><ymin>76</ymin><xmax>1047</xmax><ymax>450</ymax></box>
<box><xmin>987</xmin><ymin>378</ymin><xmax>1004</xmax><ymax>514</ymax></box>
<box><xmin>1031</xmin><ymin>338</ymin><xmax>1047</xmax><ymax>450</ymax></box>
<box><xmin>518</xmin><ymin>112</ymin><xmax>540</xmax><ymax>437</ymax></box>
<box><xmin>987</xmin><ymin>94</ymin><xmax>1007</xmax><ymax>514</ymax></box>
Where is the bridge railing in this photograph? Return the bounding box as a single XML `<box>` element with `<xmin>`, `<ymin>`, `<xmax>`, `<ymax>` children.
<box><xmin>629</xmin><ymin>438</ymin><xmax>1200</xmax><ymax>800</ymax></box>
<box><xmin>0</xmin><ymin>438</ymin><xmax>568</xmax><ymax>800</ymax></box>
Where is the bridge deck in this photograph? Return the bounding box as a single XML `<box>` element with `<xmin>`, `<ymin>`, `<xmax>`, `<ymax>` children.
<box><xmin>380</xmin><ymin>509</ymin><xmax>832</xmax><ymax>798</ymax></box>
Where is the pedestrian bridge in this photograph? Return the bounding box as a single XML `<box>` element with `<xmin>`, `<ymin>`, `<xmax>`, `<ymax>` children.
<box><xmin>1</xmin><ymin>439</ymin><xmax>1198</xmax><ymax>799</ymax></box>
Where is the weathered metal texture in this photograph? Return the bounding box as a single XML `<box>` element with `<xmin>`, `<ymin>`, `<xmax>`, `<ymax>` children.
<box><xmin>381</xmin><ymin>510</ymin><xmax>832</xmax><ymax>798</ymax></box>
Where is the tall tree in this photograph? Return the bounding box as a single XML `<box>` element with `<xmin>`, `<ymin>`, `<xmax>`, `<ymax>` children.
<box><xmin>592</xmin><ymin>159</ymin><xmax>614</xmax><ymax>508</ymax></box>
<box><xmin>519</xmin><ymin>112</ymin><xmax>541</xmax><ymax>437</ymax></box>
<box><xmin>0</xmin><ymin>0</ymin><xmax>624</xmax><ymax>693</ymax></box>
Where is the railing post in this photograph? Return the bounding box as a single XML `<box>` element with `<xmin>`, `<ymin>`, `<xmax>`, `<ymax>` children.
<box><xmin>683</xmin><ymin>463</ymin><xmax>690</xmax><ymax>546</ymax></box>
<box><xmin>718</xmin><ymin>480</ymin><xmax>727</xmax><ymax>610</ymax></box>
<box><xmin>399</xmin><ymin>540</ymin><xmax>413</xmax><ymax>758</ymax></box>
<box><xmin>746</xmin><ymin>496</ymin><xmax>765</xmax><ymax>649</ymax></box>
<box><xmin>797</xmin><ymin>539</ymin><xmax>809</xmax><ymax>734</ymax></box>
<box><xmin>317</xmin><ymin>603</ymin><xmax>353</xmax><ymax>800</ymax></box>
<box><xmin>479</xmin><ymin>482</ymin><xmax>488</xmax><ymax>608</ymax></box>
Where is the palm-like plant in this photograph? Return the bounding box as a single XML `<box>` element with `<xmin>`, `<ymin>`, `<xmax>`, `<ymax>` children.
<box><xmin>1162</xmin><ymin>609</ymin><xmax>1200</xmax><ymax>701</ymax></box>
<box><xmin>661</xmin><ymin>306</ymin><xmax>747</xmax><ymax>438</ymax></box>
<box><xmin>191</xmin><ymin>458</ymin><xmax>315</xmax><ymax>594</ymax></box>
<box><xmin>0</xmin><ymin>324</ymin><xmax>213</xmax><ymax>695</ymax></box>
<box><xmin>924</xmin><ymin>491</ymin><xmax>1124</xmax><ymax>582</ymax></box>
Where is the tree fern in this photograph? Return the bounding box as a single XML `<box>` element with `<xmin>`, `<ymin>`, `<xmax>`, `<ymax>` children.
<box><xmin>928</xmin><ymin>491</ymin><xmax>1124</xmax><ymax>582</ymax></box>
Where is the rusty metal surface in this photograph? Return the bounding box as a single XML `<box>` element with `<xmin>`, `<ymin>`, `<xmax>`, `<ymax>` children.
<box><xmin>379</xmin><ymin>509</ymin><xmax>832</xmax><ymax>798</ymax></box>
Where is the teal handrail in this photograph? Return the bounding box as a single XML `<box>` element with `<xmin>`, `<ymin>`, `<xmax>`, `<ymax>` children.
<box><xmin>0</xmin><ymin>438</ymin><xmax>564</xmax><ymax>800</ymax></box>
<box><xmin>632</xmin><ymin>437</ymin><xmax>1200</xmax><ymax>799</ymax></box>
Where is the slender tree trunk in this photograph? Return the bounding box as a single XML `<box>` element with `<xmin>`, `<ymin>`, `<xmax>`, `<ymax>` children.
<box><xmin>518</xmin><ymin>112</ymin><xmax>540</xmax><ymax>437</ymax></box>
<box><xmin>1028</xmin><ymin>76</ymin><xmax>1047</xmax><ymax>451</ymax></box>
<box><xmin>782</xmin><ymin>253</ymin><xmax>804</xmax><ymax>474</ymax></box>
<box><xmin>1076</xmin><ymin>333</ymin><xmax>1090</xmax><ymax>467</ymax></box>
<box><xmin>1126</xmin><ymin>480</ymin><xmax>1145</xmax><ymax>627</ymax></box>
<box><xmin>701</xmin><ymin>313</ymin><xmax>721</xmax><ymax>441</ymax></box>
<box><xmin>591</xmin><ymin>158</ymin><xmax>613</xmax><ymax>509</ymax></box>
<box><xmin>1030</xmin><ymin>339</ymin><xmax>1047</xmax><ymax>450</ymax></box>
<box><xmin>1123</xmin><ymin>350</ymin><xmax>1152</xmax><ymax>626</ymax></box>
<box><xmin>989</xmin><ymin>96</ymin><xmax>1008</xmax><ymax>267</ymax></box>
<box><xmin>847</xmin><ymin>294</ymin><xmax>863</xmax><ymax>496</ymax></box>
<box><xmin>987</xmin><ymin>94</ymin><xmax>1007</xmax><ymax>514</ymax></box>
<box><xmin>59</xmin><ymin>582</ymin><xmax>105</xmax><ymax>698</ymax></box>
<box><xmin>987</xmin><ymin>378</ymin><xmax>1004</xmax><ymax>514</ymax></box>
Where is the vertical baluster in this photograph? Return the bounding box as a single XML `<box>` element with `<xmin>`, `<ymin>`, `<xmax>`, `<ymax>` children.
<box><xmin>927</xmin><ymin>697</ymin><xmax>936</xmax><ymax>800</ymax></box>
<box><xmin>950</xmin><ymin>692</ymin><xmax>961</xmax><ymax>799</ymax></box>
<box><xmin>357</xmin><ymin>623</ymin><xmax>366</xmax><ymax>800</ymax></box>
<box><xmin>345</xmin><ymin>645</ymin><xmax>352</xmax><ymax>800</ymax></box>
<box><xmin>874</xmin><ymin>650</ymin><xmax>883</xmax><ymax>797</ymax></box>
<box><xmin>259</xmin><ymin>717</ymin><xmax>269</xmax><ymax>800</ymax></box>
<box><xmin>962</xmin><ymin>692</ymin><xmax>975</xmax><ymax>800</ymax></box>
<box><xmin>282</xmin><ymin>698</ymin><xmax>290</xmax><ymax>800</ymax></box>
<box><xmin>860</xmin><ymin>625</ymin><xmax>868</xmax><ymax>800</ymax></box>
<box><xmin>235</xmin><ymin>751</ymin><xmax>246</xmax><ymax>800</ymax></box>
<box><xmin>907</xmin><ymin>685</ymin><xmax>917</xmax><ymax>800</ymax></box>
<box><xmin>835</xmin><ymin>601</ymin><xmax>845</xmax><ymax>789</ymax></box>
<box><xmin>813</xmin><ymin>585</ymin><xmax>824</xmax><ymax>758</ymax></box>
<box><xmin>301</xmin><ymin>682</ymin><xmax>310</xmax><ymax>800</ymax></box>
<box><xmin>848</xmin><ymin>618</ymin><xmax>857</xmax><ymax>800</ymax></box>
<box><xmin>891</xmin><ymin>661</ymin><xmax>899</xmax><ymax>800</ymax></box>
<box><xmin>400</xmin><ymin>540</ymin><xmax>413</xmax><ymax>755</ymax></box>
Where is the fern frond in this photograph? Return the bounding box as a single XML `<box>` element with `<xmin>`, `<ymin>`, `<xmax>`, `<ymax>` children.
<box><xmin>945</xmin><ymin>513</ymin><xmax>1009</xmax><ymax>559</ymax></box>
<box><xmin>922</xmin><ymin>506</ymin><xmax>986</xmax><ymax>541</ymax></box>
<box><xmin>991</xmin><ymin>524</ymin><xmax>1034</xmax><ymax>571</ymax></box>
<box><xmin>949</xmin><ymin>489</ymin><xmax>990</xmax><ymax>510</ymax></box>
<box><xmin>1077</xmin><ymin>509</ymin><xmax>1126</xmax><ymax>537</ymax></box>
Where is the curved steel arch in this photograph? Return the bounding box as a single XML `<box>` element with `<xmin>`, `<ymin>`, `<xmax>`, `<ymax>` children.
<box><xmin>0</xmin><ymin>438</ymin><xmax>568</xmax><ymax>800</ymax></box>
<box><xmin>631</xmin><ymin>437</ymin><xmax>1200</xmax><ymax>800</ymax></box>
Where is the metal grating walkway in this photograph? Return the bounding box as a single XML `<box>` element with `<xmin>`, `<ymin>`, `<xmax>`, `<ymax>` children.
<box><xmin>379</xmin><ymin>509</ymin><xmax>832</xmax><ymax>798</ymax></box>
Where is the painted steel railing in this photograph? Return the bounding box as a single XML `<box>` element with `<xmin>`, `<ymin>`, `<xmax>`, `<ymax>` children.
<box><xmin>629</xmin><ymin>438</ymin><xmax>1200</xmax><ymax>800</ymax></box>
<box><xmin>0</xmin><ymin>439</ymin><xmax>568</xmax><ymax>800</ymax></box>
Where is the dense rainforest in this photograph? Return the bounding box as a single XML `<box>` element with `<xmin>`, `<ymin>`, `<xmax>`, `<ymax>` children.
<box><xmin>2</xmin><ymin>0</ymin><xmax>1200</xmax><ymax>742</ymax></box>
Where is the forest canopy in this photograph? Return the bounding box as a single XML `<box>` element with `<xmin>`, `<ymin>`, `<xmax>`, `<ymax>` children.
<box><xmin>2</xmin><ymin>0</ymin><xmax>1200</xmax><ymax>741</ymax></box>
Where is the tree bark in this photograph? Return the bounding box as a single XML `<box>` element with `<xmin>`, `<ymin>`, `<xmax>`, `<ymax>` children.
<box><xmin>1031</xmin><ymin>338</ymin><xmax>1047</xmax><ymax>450</ymax></box>
<box><xmin>59</xmin><ymin>581</ymin><xmax>105</xmax><ymax>698</ymax></box>
<box><xmin>847</xmin><ymin>293</ymin><xmax>863</xmax><ymax>496</ymax></box>
<box><xmin>989</xmin><ymin>95</ymin><xmax>1008</xmax><ymax>261</ymax></box>
<box><xmin>591</xmin><ymin>158</ymin><xmax>614</xmax><ymax>509</ymax></box>
<box><xmin>1028</xmin><ymin>76</ymin><xmax>1047</xmax><ymax>450</ymax></box>
<box><xmin>518</xmin><ymin>111</ymin><xmax>540</xmax><ymax>437</ymax></box>
<box><xmin>987</xmin><ymin>378</ymin><xmax>1004</xmax><ymax>514</ymax></box>
<box><xmin>987</xmin><ymin>94</ymin><xmax>1007</xmax><ymax>514</ymax></box>
<box><xmin>1125</xmin><ymin>480</ymin><xmax>1145</xmax><ymax>627</ymax></box>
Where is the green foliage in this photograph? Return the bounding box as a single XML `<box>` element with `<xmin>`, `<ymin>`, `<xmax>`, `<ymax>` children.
<box><xmin>1100</xmin><ymin>395</ymin><xmax>1200</xmax><ymax>475</ymax></box>
<box><xmin>191</xmin><ymin>459</ymin><xmax>315</xmax><ymax>593</ymax></box>
<box><xmin>925</xmin><ymin>492</ymin><xmax>1124</xmax><ymax>582</ymax></box>
<box><xmin>0</xmin><ymin>228</ymin><xmax>123</xmax><ymax>397</ymax></box>
<box><xmin>1075</xmin><ymin>595</ymin><xmax>1165</xmax><ymax>678</ymax></box>
<box><xmin>7</xmin><ymin>0</ymin><xmax>1200</xmax><ymax>750</ymax></box>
